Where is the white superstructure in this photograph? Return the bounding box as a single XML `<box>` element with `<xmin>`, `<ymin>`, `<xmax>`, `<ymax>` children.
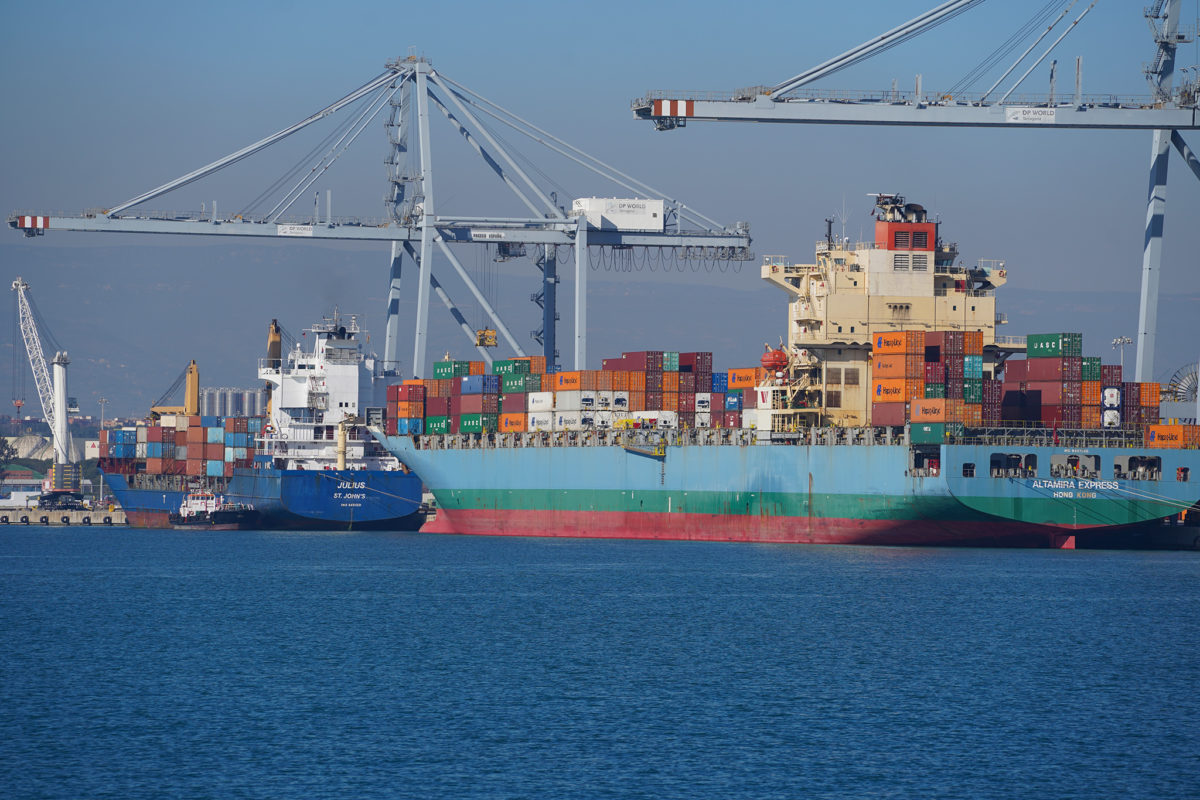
<box><xmin>257</xmin><ymin>312</ymin><xmax>400</xmax><ymax>471</ymax></box>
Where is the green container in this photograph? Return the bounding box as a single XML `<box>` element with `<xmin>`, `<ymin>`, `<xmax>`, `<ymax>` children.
<box><xmin>924</xmin><ymin>383</ymin><xmax>946</xmax><ymax>399</ymax></box>
<box><xmin>910</xmin><ymin>422</ymin><xmax>946</xmax><ymax>444</ymax></box>
<box><xmin>963</xmin><ymin>378</ymin><xmax>983</xmax><ymax>404</ymax></box>
<box><xmin>1027</xmin><ymin>332</ymin><xmax>1082</xmax><ymax>358</ymax></box>
<box><xmin>492</xmin><ymin>359</ymin><xmax>530</xmax><ymax>376</ymax></box>
<box><xmin>945</xmin><ymin>422</ymin><xmax>965</xmax><ymax>437</ymax></box>
<box><xmin>524</xmin><ymin>374</ymin><xmax>543</xmax><ymax>392</ymax></box>
<box><xmin>459</xmin><ymin>413</ymin><xmax>499</xmax><ymax>433</ymax></box>
<box><xmin>663</xmin><ymin>351</ymin><xmax>680</xmax><ymax>372</ymax></box>
<box><xmin>1082</xmin><ymin>357</ymin><xmax>1101</xmax><ymax>382</ymax></box>
<box><xmin>433</xmin><ymin>360</ymin><xmax>471</xmax><ymax>379</ymax></box>
<box><xmin>502</xmin><ymin>373</ymin><xmax>530</xmax><ymax>393</ymax></box>
<box><xmin>425</xmin><ymin>416</ymin><xmax>451</xmax><ymax>434</ymax></box>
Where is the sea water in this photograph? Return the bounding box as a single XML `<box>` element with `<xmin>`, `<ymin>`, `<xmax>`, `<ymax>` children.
<box><xmin>2</xmin><ymin>527</ymin><xmax>1197</xmax><ymax>799</ymax></box>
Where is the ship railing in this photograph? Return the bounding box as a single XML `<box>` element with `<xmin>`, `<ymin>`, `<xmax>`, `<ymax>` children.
<box><xmin>994</xmin><ymin>335</ymin><xmax>1026</xmax><ymax>348</ymax></box>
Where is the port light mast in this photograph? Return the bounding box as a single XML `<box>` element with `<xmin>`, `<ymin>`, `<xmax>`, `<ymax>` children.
<box><xmin>8</xmin><ymin>57</ymin><xmax>753</xmax><ymax>376</ymax></box>
<box><xmin>632</xmin><ymin>0</ymin><xmax>1200</xmax><ymax>382</ymax></box>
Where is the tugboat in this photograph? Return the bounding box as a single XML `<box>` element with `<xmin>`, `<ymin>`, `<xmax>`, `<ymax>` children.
<box><xmin>168</xmin><ymin>491</ymin><xmax>258</xmax><ymax>530</ymax></box>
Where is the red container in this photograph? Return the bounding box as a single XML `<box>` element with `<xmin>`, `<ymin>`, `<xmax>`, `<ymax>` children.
<box><xmin>457</xmin><ymin>394</ymin><xmax>499</xmax><ymax>415</ymax></box>
<box><xmin>679</xmin><ymin>352</ymin><xmax>713</xmax><ymax>374</ymax></box>
<box><xmin>676</xmin><ymin>392</ymin><xmax>695</xmax><ymax>412</ymax></box>
<box><xmin>186</xmin><ymin>426</ymin><xmax>206</xmax><ymax>444</ymax></box>
<box><xmin>944</xmin><ymin>331</ymin><xmax>965</xmax><ymax>353</ymax></box>
<box><xmin>1121</xmin><ymin>382</ymin><xmax>1142</xmax><ymax>407</ymax></box>
<box><xmin>204</xmin><ymin>443</ymin><xmax>224</xmax><ymax>460</ymax></box>
<box><xmin>644</xmin><ymin>391</ymin><xmax>664</xmax><ymax>411</ymax></box>
<box><xmin>621</xmin><ymin>351</ymin><xmax>664</xmax><ymax>371</ymax></box>
<box><xmin>385</xmin><ymin>417</ymin><xmax>398</xmax><ymax>436</ymax></box>
<box><xmin>501</xmin><ymin>393</ymin><xmax>527</xmax><ymax>414</ymax></box>
<box><xmin>397</xmin><ymin>384</ymin><xmax>426</xmax><ymax>402</ymax></box>
<box><xmin>678</xmin><ymin>412</ymin><xmax>696</xmax><ymax>429</ymax></box>
<box><xmin>924</xmin><ymin>361</ymin><xmax>945</xmax><ymax>384</ymax></box>
<box><xmin>185</xmin><ymin>459</ymin><xmax>205</xmax><ymax>476</ymax></box>
<box><xmin>679</xmin><ymin>372</ymin><xmax>696</xmax><ymax>393</ymax></box>
<box><xmin>1101</xmin><ymin>364</ymin><xmax>1122</xmax><ymax>385</ymax></box>
<box><xmin>644</xmin><ymin>371</ymin><xmax>664</xmax><ymax>393</ymax></box>
<box><xmin>872</xmin><ymin>401</ymin><xmax>907</xmax><ymax>426</ymax></box>
<box><xmin>426</xmin><ymin>397</ymin><xmax>451</xmax><ymax>417</ymax></box>
<box><xmin>722</xmin><ymin>411</ymin><xmax>742</xmax><ymax>428</ymax></box>
<box><xmin>946</xmin><ymin>381</ymin><xmax>963</xmax><ymax>400</ymax></box>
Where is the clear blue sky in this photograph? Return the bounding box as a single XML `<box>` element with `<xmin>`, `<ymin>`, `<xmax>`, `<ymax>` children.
<box><xmin>3</xmin><ymin>1</ymin><xmax>1199</xmax><ymax>416</ymax></box>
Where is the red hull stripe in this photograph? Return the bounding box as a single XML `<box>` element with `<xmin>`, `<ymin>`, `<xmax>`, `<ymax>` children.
<box><xmin>423</xmin><ymin>508</ymin><xmax>1058</xmax><ymax>548</ymax></box>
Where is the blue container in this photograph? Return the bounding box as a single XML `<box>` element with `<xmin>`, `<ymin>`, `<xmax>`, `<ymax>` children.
<box><xmin>399</xmin><ymin>417</ymin><xmax>425</xmax><ymax>435</ymax></box>
<box><xmin>206</xmin><ymin>460</ymin><xmax>224</xmax><ymax>477</ymax></box>
<box><xmin>460</xmin><ymin>375</ymin><xmax>501</xmax><ymax>395</ymax></box>
<box><xmin>201</xmin><ymin>416</ymin><xmax>220</xmax><ymax>428</ymax></box>
<box><xmin>724</xmin><ymin>394</ymin><xmax>743</xmax><ymax>411</ymax></box>
<box><xmin>253</xmin><ymin>454</ymin><xmax>273</xmax><ymax>465</ymax></box>
<box><xmin>711</xmin><ymin>373</ymin><xmax>729</xmax><ymax>393</ymax></box>
<box><xmin>206</xmin><ymin>427</ymin><xmax>224</xmax><ymax>444</ymax></box>
<box><xmin>146</xmin><ymin>442</ymin><xmax>163</xmax><ymax>458</ymax></box>
<box><xmin>225</xmin><ymin>432</ymin><xmax>237</xmax><ymax>446</ymax></box>
<box><xmin>964</xmin><ymin>355</ymin><xmax>984</xmax><ymax>379</ymax></box>
<box><xmin>248</xmin><ymin>418</ymin><xmax>264</xmax><ymax>433</ymax></box>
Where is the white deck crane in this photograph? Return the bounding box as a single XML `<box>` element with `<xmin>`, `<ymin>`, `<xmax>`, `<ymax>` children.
<box><xmin>12</xmin><ymin>277</ymin><xmax>81</xmax><ymax>505</ymax></box>
<box><xmin>632</xmin><ymin>0</ymin><xmax>1200</xmax><ymax>382</ymax></box>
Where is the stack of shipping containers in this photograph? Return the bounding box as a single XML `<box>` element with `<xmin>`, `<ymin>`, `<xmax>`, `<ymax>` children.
<box><xmin>99</xmin><ymin>415</ymin><xmax>261</xmax><ymax>478</ymax></box>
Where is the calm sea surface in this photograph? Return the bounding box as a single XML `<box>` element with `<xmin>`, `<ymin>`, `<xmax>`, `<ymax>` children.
<box><xmin>1</xmin><ymin>527</ymin><xmax>1198</xmax><ymax>799</ymax></box>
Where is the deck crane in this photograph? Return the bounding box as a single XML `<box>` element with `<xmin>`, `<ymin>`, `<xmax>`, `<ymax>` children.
<box><xmin>11</xmin><ymin>277</ymin><xmax>82</xmax><ymax>508</ymax></box>
<box><xmin>7</xmin><ymin>57</ymin><xmax>752</xmax><ymax>376</ymax></box>
<box><xmin>632</xmin><ymin>0</ymin><xmax>1200</xmax><ymax>382</ymax></box>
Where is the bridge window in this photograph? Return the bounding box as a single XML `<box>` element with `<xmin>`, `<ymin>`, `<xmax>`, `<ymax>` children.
<box><xmin>825</xmin><ymin>391</ymin><xmax>842</xmax><ymax>409</ymax></box>
<box><xmin>1051</xmin><ymin>454</ymin><xmax>1100</xmax><ymax>479</ymax></box>
<box><xmin>1178</xmin><ymin>467</ymin><xmax>1190</xmax><ymax>482</ymax></box>
<box><xmin>962</xmin><ymin>462</ymin><xmax>975</xmax><ymax>478</ymax></box>
<box><xmin>990</xmin><ymin>453</ymin><xmax>1037</xmax><ymax>477</ymax></box>
<box><xmin>844</xmin><ymin>368</ymin><xmax>859</xmax><ymax>386</ymax></box>
<box><xmin>827</xmin><ymin>367</ymin><xmax>842</xmax><ymax>384</ymax></box>
<box><xmin>1113</xmin><ymin>455</ymin><xmax>1162</xmax><ymax>481</ymax></box>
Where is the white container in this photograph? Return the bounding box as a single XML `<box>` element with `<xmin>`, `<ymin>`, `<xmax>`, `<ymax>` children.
<box><xmin>160</xmin><ymin>414</ymin><xmax>178</xmax><ymax>429</ymax></box>
<box><xmin>695</xmin><ymin>393</ymin><xmax>712</xmax><ymax>412</ymax></box>
<box><xmin>595</xmin><ymin>410</ymin><xmax>615</xmax><ymax>428</ymax></box>
<box><xmin>612</xmin><ymin>391</ymin><xmax>630</xmax><ymax>409</ymax></box>
<box><xmin>632</xmin><ymin>409</ymin><xmax>678</xmax><ymax>428</ymax></box>
<box><xmin>554</xmin><ymin>412</ymin><xmax>582</xmax><ymax>430</ymax></box>
<box><xmin>528</xmin><ymin>411</ymin><xmax>554</xmax><ymax>431</ymax></box>
<box><xmin>572</xmin><ymin>197</ymin><xmax>665</xmax><ymax>232</ymax></box>
<box><xmin>1101</xmin><ymin>387</ymin><xmax>1121</xmax><ymax>410</ymax></box>
<box><xmin>695</xmin><ymin>412</ymin><xmax>712</xmax><ymax>428</ymax></box>
<box><xmin>596</xmin><ymin>391</ymin><xmax>614</xmax><ymax>409</ymax></box>
<box><xmin>528</xmin><ymin>391</ymin><xmax>554</xmax><ymax>412</ymax></box>
<box><xmin>176</xmin><ymin>416</ymin><xmax>190</xmax><ymax>431</ymax></box>
<box><xmin>136</xmin><ymin>426</ymin><xmax>148</xmax><ymax>443</ymax></box>
<box><xmin>579</xmin><ymin>390</ymin><xmax>597</xmax><ymax>409</ymax></box>
<box><xmin>555</xmin><ymin>391</ymin><xmax>582</xmax><ymax>412</ymax></box>
<box><xmin>1101</xmin><ymin>409</ymin><xmax>1122</xmax><ymax>428</ymax></box>
<box><xmin>135</xmin><ymin>442</ymin><xmax>148</xmax><ymax>458</ymax></box>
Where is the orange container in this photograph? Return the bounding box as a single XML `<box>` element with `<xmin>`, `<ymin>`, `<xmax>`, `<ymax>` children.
<box><xmin>965</xmin><ymin>330</ymin><xmax>983</xmax><ymax>355</ymax></box>
<box><xmin>1185</xmin><ymin>425</ymin><xmax>1200</xmax><ymax>447</ymax></box>
<box><xmin>513</xmin><ymin>355</ymin><xmax>547</xmax><ymax>375</ymax></box>
<box><xmin>498</xmin><ymin>413</ymin><xmax>527</xmax><ymax>433</ymax></box>
<box><xmin>871</xmin><ymin>378</ymin><xmax>907</xmax><ymax>403</ymax></box>
<box><xmin>905</xmin><ymin>353</ymin><xmax>924</xmax><ymax>379</ymax></box>
<box><xmin>906</xmin><ymin>379</ymin><xmax>925</xmax><ymax>401</ymax></box>
<box><xmin>872</xmin><ymin>331</ymin><xmax>907</xmax><ymax>354</ymax></box>
<box><xmin>663</xmin><ymin>391</ymin><xmax>679</xmax><ymax>412</ymax></box>
<box><xmin>610</xmin><ymin>371</ymin><xmax>629</xmax><ymax>392</ymax></box>
<box><xmin>905</xmin><ymin>330</ymin><xmax>926</xmax><ymax>354</ymax></box>
<box><xmin>1141</xmin><ymin>382</ymin><xmax>1161</xmax><ymax>408</ymax></box>
<box><xmin>663</xmin><ymin>372</ymin><xmax>680</xmax><ymax>392</ymax></box>
<box><xmin>964</xmin><ymin>404</ymin><xmax>982</xmax><ymax>427</ymax></box>
<box><xmin>1082</xmin><ymin>406</ymin><xmax>1102</xmax><ymax>429</ymax></box>
<box><xmin>872</xmin><ymin>354</ymin><xmax>906</xmax><ymax>378</ymax></box>
<box><xmin>468</xmin><ymin>360</ymin><xmax>486</xmax><ymax>375</ymax></box>
<box><xmin>1082</xmin><ymin>381</ymin><xmax>1101</xmax><ymax>405</ymax></box>
<box><xmin>554</xmin><ymin>372</ymin><xmax>581</xmax><ymax>390</ymax></box>
<box><xmin>596</xmin><ymin>370</ymin><xmax>614</xmax><ymax>391</ymax></box>
<box><xmin>628</xmin><ymin>391</ymin><xmax>646</xmax><ymax>412</ymax></box>
<box><xmin>728</xmin><ymin>368</ymin><xmax>758</xmax><ymax>389</ymax></box>
<box><xmin>395</xmin><ymin>401</ymin><xmax>424</xmax><ymax>418</ymax></box>
<box><xmin>909</xmin><ymin>398</ymin><xmax>946</xmax><ymax>422</ymax></box>
<box><xmin>403</xmin><ymin>379</ymin><xmax>424</xmax><ymax>386</ymax></box>
<box><xmin>947</xmin><ymin>399</ymin><xmax>965</xmax><ymax>423</ymax></box>
<box><xmin>1146</xmin><ymin>424</ymin><xmax>1184</xmax><ymax>448</ymax></box>
<box><xmin>628</xmin><ymin>371</ymin><xmax>646</xmax><ymax>392</ymax></box>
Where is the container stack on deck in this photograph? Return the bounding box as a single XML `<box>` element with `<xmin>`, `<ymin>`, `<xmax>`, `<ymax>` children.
<box><xmin>99</xmin><ymin>415</ymin><xmax>262</xmax><ymax>477</ymax></box>
<box><xmin>1000</xmin><ymin>332</ymin><xmax>1162</xmax><ymax>429</ymax></box>
<box><xmin>386</xmin><ymin>352</ymin><xmax>769</xmax><ymax>433</ymax></box>
<box><xmin>869</xmin><ymin>329</ymin><xmax>990</xmax><ymax>437</ymax></box>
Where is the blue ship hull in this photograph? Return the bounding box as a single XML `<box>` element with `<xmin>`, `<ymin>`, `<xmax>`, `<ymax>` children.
<box><xmin>104</xmin><ymin>467</ymin><xmax>425</xmax><ymax>530</ymax></box>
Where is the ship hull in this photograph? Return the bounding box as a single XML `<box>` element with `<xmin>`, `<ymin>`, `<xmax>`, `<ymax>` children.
<box><xmin>383</xmin><ymin>434</ymin><xmax>1200</xmax><ymax>549</ymax></box>
<box><xmin>104</xmin><ymin>467</ymin><xmax>424</xmax><ymax>531</ymax></box>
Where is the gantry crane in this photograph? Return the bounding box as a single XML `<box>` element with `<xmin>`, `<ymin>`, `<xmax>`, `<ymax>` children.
<box><xmin>11</xmin><ymin>277</ymin><xmax>82</xmax><ymax>507</ymax></box>
<box><xmin>632</xmin><ymin>0</ymin><xmax>1200</xmax><ymax>382</ymax></box>
<box><xmin>8</xmin><ymin>57</ymin><xmax>752</xmax><ymax>376</ymax></box>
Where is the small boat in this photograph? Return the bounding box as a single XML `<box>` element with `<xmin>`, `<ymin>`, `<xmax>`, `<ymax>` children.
<box><xmin>168</xmin><ymin>491</ymin><xmax>257</xmax><ymax>529</ymax></box>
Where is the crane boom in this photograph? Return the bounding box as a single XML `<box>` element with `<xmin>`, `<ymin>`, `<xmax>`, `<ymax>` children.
<box><xmin>11</xmin><ymin>278</ymin><xmax>55</xmax><ymax>430</ymax></box>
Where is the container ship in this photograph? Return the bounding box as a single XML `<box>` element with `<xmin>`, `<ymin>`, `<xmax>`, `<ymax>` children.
<box><xmin>375</xmin><ymin>194</ymin><xmax>1200</xmax><ymax>548</ymax></box>
<box><xmin>102</xmin><ymin>312</ymin><xmax>425</xmax><ymax>530</ymax></box>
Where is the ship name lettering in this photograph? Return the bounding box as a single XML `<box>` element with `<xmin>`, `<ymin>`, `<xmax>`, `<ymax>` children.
<box><xmin>337</xmin><ymin>481</ymin><xmax>366</xmax><ymax>490</ymax></box>
<box><xmin>1053</xmin><ymin>491</ymin><xmax>1075</xmax><ymax>498</ymax></box>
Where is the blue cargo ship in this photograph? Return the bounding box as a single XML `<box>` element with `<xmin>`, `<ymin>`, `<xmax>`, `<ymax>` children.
<box><xmin>103</xmin><ymin>312</ymin><xmax>425</xmax><ymax>530</ymax></box>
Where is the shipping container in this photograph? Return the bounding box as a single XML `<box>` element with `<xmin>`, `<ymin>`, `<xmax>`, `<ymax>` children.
<box><xmin>871</xmin><ymin>379</ymin><xmax>907</xmax><ymax>403</ymax></box>
<box><xmin>458</xmin><ymin>413</ymin><xmax>499</xmax><ymax>433</ymax></box>
<box><xmin>910</xmin><ymin>398</ymin><xmax>946</xmax><ymax>422</ymax></box>
<box><xmin>459</xmin><ymin>374</ymin><xmax>501</xmax><ymax>395</ymax></box>
<box><xmin>425</xmin><ymin>416</ymin><xmax>451</xmax><ymax>435</ymax></box>
<box><xmin>872</xmin><ymin>332</ymin><xmax>907</xmax><ymax>354</ymax></box>
<box><xmin>1082</xmin><ymin>357</ymin><xmax>1102</xmax><ymax>382</ymax></box>
<box><xmin>498</xmin><ymin>412</ymin><xmax>527</xmax><ymax>433</ymax></box>
<box><xmin>433</xmin><ymin>360</ymin><xmax>472</xmax><ymax>379</ymax></box>
<box><xmin>873</xmin><ymin>354</ymin><xmax>906</xmax><ymax>378</ymax></box>
<box><xmin>1101</xmin><ymin>364</ymin><xmax>1122</xmax><ymax>385</ymax></box>
<box><xmin>728</xmin><ymin>368</ymin><xmax>759</xmax><ymax>389</ymax></box>
<box><xmin>924</xmin><ymin>383</ymin><xmax>946</xmax><ymax>399</ymax></box>
<box><xmin>910</xmin><ymin>423</ymin><xmax>946</xmax><ymax>444</ymax></box>
<box><xmin>491</xmin><ymin>359</ymin><xmax>531</xmax><ymax>376</ymax></box>
<box><xmin>871</xmin><ymin>402</ymin><xmax>907</xmax><ymax>426</ymax></box>
<box><xmin>572</xmin><ymin>197</ymin><xmax>665</xmax><ymax>232</ymax></box>
<box><xmin>1026</xmin><ymin>332</ymin><xmax>1083</xmax><ymax>358</ymax></box>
